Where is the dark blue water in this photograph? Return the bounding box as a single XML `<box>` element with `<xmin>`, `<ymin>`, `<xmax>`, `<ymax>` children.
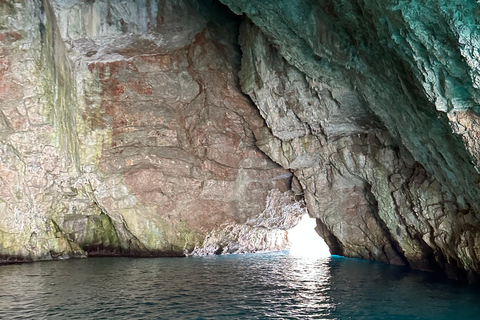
<box><xmin>1</xmin><ymin>252</ymin><xmax>479</xmax><ymax>319</ymax></box>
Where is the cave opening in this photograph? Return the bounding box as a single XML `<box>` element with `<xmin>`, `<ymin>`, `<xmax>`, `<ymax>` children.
<box><xmin>288</xmin><ymin>215</ymin><xmax>331</xmax><ymax>258</ymax></box>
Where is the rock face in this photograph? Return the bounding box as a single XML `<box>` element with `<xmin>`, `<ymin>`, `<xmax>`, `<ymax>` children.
<box><xmin>0</xmin><ymin>0</ymin><xmax>301</xmax><ymax>262</ymax></box>
<box><xmin>1</xmin><ymin>0</ymin><xmax>480</xmax><ymax>282</ymax></box>
<box><xmin>56</xmin><ymin>0</ymin><xmax>302</xmax><ymax>256</ymax></box>
<box><xmin>0</xmin><ymin>0</ymin><xmax>86</xmax><ymax>261</ymax></box>
<box><xmin>219</xmin><ymin>0</ymin><xmax>480</xmax><ymax>281</ymax></box>
<box><xmin>238</xmin><ymin>19</ymin><xmax>479</xmax><ymax>277</ymax></box>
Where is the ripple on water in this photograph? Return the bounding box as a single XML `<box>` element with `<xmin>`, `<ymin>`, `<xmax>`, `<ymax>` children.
<box><xmin>1</xmin><ymin>252</ymin><xmax>480</xmax><ymax>319</ymax></box>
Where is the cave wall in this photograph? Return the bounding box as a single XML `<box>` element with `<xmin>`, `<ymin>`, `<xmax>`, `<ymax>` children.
<box><xmin>1</xmin><ymin>0</ymin><xmax>480</xmax><ymax>281</ymax></box>
<box><xmin>218</xmin><ymin>0</ymin><xmax>480</xmax><ymax>281</ymax></box>
<box><xmin>220</xmin><ymin>0</ymin><xmax>480</xmax><ymax>209</ymax></box>
<box><xmin>0</xmin><ymin>0</ymin><xmax>86</xmax><ymax>261</ymax></box>
<box><xmin>239</xmin><ymin>19</ymin><xmax>480</xmax><ymax>280</ymax></box>
<box><xmin>0</xmin><ymin>0</ymin><xmax>303</xmax><ymax>261</ymax></box>
<box><xmin>54</xmin><ymin>0</ymin><xmax>303</xmax><ymax>256</ymax></box>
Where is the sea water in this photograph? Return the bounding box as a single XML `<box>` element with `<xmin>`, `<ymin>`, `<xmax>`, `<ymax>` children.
<box><xmin>1</xmin><ymin>251</ymin><xmax>480</xmax><ymax>319</ymax></box>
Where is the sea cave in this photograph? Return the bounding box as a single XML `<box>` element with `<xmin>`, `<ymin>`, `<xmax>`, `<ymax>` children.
<box><xmin>1</xmin><ymin>0</ymin><xmax>480</xmax><ymax>318</ymax></box>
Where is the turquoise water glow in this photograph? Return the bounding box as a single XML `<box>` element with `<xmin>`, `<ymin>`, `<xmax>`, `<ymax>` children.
<box><xmin>1</xmin><ymin>252</ymin><xmax>479</xmax><ymax>319</ymax></box>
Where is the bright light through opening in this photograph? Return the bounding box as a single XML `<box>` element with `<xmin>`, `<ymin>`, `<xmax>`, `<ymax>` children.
<box><xmin>288</xmin><ymin>215</ymin><xmax>331</xmax><ymax>258</ymax></box>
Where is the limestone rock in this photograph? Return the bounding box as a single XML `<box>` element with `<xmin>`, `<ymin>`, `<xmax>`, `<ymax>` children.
<box><xmin>220</xmin><ymin>0</ymin><xmax>480</xmax><ymax>212</ymax></box>
<box><xmin>189</xmin><ymin>189</ymin><xmax>306</xmax><ymax>255</ymax></box>
<box><xmin>0</xmin><ymin>0</ymin><xmax>300</xmax><ymax>262</ymax></box>
<box><xmin>237</xmin><ymin>19</ymin><xmax>480</xmax><ymax>281</ymax></box>
<box><xmin>0</xmin><ymin>0</ymin><xmax>88</xmax><ymax>262</ymax></box>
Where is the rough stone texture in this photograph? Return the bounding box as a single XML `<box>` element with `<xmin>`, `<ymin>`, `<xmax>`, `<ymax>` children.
<box><xmin>0</xmin><ymin>0</ymin><xmax>87</xmax><ymax>262</ymax></box>
<box><xmin>3</xmin><ymin>0</ymin><xmax>480</xmax><ymax>283</ymax></box>
<box><xmin>64</xmin><ymin>0</ymin><xmax>299</xmax><ymax>255</ymax></box>
<box><xmin>217</xmin><ymin>0</ymin><xmax>480</xmax><ymax>281</ymax></box>
<box><xmin>189</xmin><ymin>189</ymin><xmax>306</xmax><ymax>255</ymax></box>
<box><xmin>220</xmin><ymin>0</ymin><xmax>480</xmax><ymax>212</ymax></box>
<box><xmin>238</xmin><ymin>21</ymin><xmax>480</xmax><ymax>278</ymax></box>
<box><xmin>0</xmin><ymin>0</ymin><xmax>300</xmax><ymax>262</ymax></box>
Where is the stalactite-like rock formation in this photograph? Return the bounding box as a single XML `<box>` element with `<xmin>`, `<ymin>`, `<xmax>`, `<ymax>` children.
<box><xmin>1</xmin><ymin>0</ymin><xmax>480</xmax><ymax>282</ymax></box>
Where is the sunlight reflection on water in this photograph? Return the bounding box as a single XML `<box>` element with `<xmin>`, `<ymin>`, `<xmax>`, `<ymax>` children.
<box><xmin>1</xmin><ymin>252</ymin><xmax>480</xmax><ymax>319</ymax></box>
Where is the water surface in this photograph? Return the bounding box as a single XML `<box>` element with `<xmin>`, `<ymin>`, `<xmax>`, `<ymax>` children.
<box><xmin>1</xmin><ymin>252</ymin><xmax>479</xmax><ymax>319</ymax></box>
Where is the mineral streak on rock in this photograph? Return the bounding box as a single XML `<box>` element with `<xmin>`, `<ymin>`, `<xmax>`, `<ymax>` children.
<box><xmin>0</xmin><ymin>0</ymin><xmax>87</xmax><ymax>263</ymax></box>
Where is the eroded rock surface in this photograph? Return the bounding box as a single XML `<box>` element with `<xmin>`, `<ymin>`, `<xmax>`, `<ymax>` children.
<box><xmin>2</xmin><ymin>0</ymin><xmax>480</xmax><ymax>282</ymax></box>
<box><xmin>0</xmin><ymin>0</ymin><xmax>301</xmax><ymax>261</ymax></box>
<box><xmin>219</xmin><ymin>1</ymin><xmax>480</xmax><ymax>281</ymax></box>
<box><xmin>220</xmin><ymin>0</ymin><xmax>480</xmax><ymax>210</ymax></box>
<box><xmin>0</xmin><ymin>0</ymin><xmax>86</xmax><ymax>262</ymax></box>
